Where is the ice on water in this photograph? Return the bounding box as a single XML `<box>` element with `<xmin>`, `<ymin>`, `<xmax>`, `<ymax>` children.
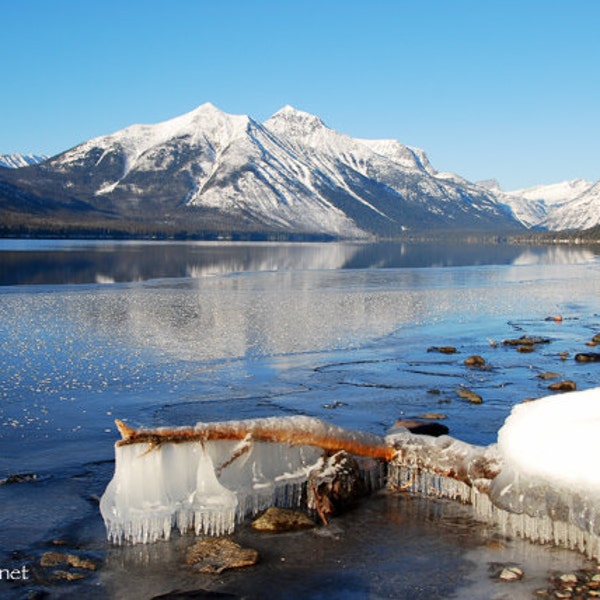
<box><xmin>100</xmin><ymin>416</ymin><xmax>386</xmax><ymax>544</ymax></box>
<box><xmin>102</xmin><ymin>390</ymin><xmax>600</xmax><ymax>556</ymax></box>
<box><xmin>387</xmin><ymin>386</ymin><xmax>600</xmax><ymax>559</ymax></box>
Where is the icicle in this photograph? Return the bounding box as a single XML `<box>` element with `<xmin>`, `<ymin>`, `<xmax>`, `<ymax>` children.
<box><xmin>386</xmin><ymin>410</ymin><xmax>600</xmax><ymax>561</ymax></box>
<box><xmin>101</xmin><ymin>416</ymin><xmax>390</xmax><ymax>544</ymax></box>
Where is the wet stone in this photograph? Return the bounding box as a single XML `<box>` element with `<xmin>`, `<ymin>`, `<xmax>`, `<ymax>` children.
<box><xmin>51</xmin><ymin>570</ymin><xmax>87</xmax><ymax>581</ymax></box>
<box><xmin>575</xmin><ymin>352</ymin><xmax>600</xmax><ymax>363</ymax></box>
<box><xmin>557</xmin><ymin>573</ymin><xmax>579</xmax><ymax>587</ymax></box>
<box><xmin>517</xmin><ymin>344</ymin><xmax>535</xmax><ymax>353</ymax></box>
<box><xmin>185</xmin><ymin>537</ymin><xmax>259</xmax><ymax>574</ymax></box>
<box><xmin>502</xmin><ymin>335</ymin><xmax>551</xmax><ymax>346</ymax></box>
<box><xmin>456</xmin><ymin>387</ymin><xmax>483</xmax><ymax>404</ymax></box>
<box><xmin>427</xmin><ymin>346</ymin><xmax>457</xmax><ymax>354</ymax></box>
<box><xmin>498</xmin><ymin>565</ymin><xmax>523</xmax><ymax>581</ymax></box>
<box><xmin>307</xmin><ymin>450</ymin><xmax>372</xmax><ymax>521</ymax></box>
<box><xmin>464</xmin><ymin>355</ymin><xmax>486</xmax><ymax>367</ymax></box>
<box><xmin>251</xmin><ymin>507</ymin><xmax>315</xmax><ymax>532</ymax></box>
<box><xmin>537</xmin><ymin>371</ymin><xmax>561</xmax><ymax>380</ymax></box>
<box><xmin>0</xmin><ymin>472</ymin><xmax>37</xmax><ymax>485</ymax></box>
<box><xmin>548</xmin><ymin>380</ymin><xmax>577</xmax><ymax>392</ymax></box>
<box><xmin>40</xmin><ymin>551</ymin><xmax>97</xmax><ymax>570</ymax></box>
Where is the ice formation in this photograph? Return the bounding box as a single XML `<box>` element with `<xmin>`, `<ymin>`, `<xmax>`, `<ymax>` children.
<box><xmin>102</xmin><ymin>390</ymin><xmax>600</xmax><ymax>557</ymax></box>
<box><xmin>387</xmin><ymin>386</ymin><xmax>600</xmax><ymax>559</ymax></box>
<box><xmin>100</xmin><ymin>416</ymin><xmax>389</xmax><ymax>544</ymax></box>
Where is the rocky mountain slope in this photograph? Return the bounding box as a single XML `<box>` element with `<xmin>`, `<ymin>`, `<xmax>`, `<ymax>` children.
<box><xmin>0</xmin><ymin>103</ymin><xmax>523</xmax><ymax>238</ymax></box>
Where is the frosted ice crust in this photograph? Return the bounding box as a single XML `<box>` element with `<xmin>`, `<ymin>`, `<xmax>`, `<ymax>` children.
<box><xmin>101</xmin><ymin>390</ymin><xmax>600</xmax><ymax>559</ymax></box>
<box><xmin>100</xmin><ymin>415</ymin><xmax>390</xmax><ymax>544</ymax></box>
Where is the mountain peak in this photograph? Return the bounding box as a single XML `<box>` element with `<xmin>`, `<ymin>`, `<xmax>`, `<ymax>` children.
<box><xmin>265</xmin><ymin>105</ymin><xmax>327</xmax><ymax>136</ymax></box>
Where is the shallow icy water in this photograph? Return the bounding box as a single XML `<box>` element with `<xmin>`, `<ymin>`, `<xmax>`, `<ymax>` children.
<box><xmin>1</xmin><ymin>240</ymin><xmax>599</xmax><ymax>598</ymax></box>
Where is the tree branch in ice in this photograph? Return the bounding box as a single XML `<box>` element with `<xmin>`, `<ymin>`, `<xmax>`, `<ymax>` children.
<box><xmin>114</xmin><ymin>416</ymin><xmax>395</xmax><ymax>461</ymax></box>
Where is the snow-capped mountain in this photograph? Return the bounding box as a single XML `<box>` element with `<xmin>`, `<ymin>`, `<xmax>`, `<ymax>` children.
<box><xmin>541</xmin><ymin>181</ymin><xmax>600</xmax><ymax>230</ymax></box>
<box><xmin>0</xmin><ymin>153</ymin><xmax>48</xmax><ymax>169</ymax></box>
<box><xmin>486</xmin><ymin>179</ymin><xmax>598</xmax><ymax>230</ymax></box>
<box><xmin>0</xmin><ymin>103</ymin><xmax>540</xmax><ymax>237</ymax></box>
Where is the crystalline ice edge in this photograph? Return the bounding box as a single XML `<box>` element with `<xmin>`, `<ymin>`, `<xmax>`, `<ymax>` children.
<box><xmin>386</xmin><ymin>386</ymin><xmax>600</xmax><ymax>559</ymax></box>
<box><xmin>101</xmin><ymin>415</ymin><xmax>390</xmax><ymax>544</ymax></box>
<box><xmin>101</xmin><ymin>440</ymin><xmax>325</xmax><ymax>544</ymax></box>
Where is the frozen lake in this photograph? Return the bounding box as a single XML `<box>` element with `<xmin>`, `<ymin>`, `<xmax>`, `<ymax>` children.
<box><xmin>1</xmin><ymin>240</ymin><xmax>599</xmax><ymax>598</ymax></box>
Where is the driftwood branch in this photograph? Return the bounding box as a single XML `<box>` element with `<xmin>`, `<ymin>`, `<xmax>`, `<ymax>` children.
<box><xmin>114</xmin><ymin>417</ymin><xmax>396</xmax><ymax>461</ymax></box>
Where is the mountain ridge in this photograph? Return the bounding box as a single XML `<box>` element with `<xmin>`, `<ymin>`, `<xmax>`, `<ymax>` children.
<box><xmin>0</xmin><ymin>104</ymin><xmax>596</xmax><ymax>238</ymax></box>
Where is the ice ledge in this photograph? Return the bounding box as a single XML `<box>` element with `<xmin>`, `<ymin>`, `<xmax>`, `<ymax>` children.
<box><xmin>386</xmin><ymin>386</ymin><xmax>600</xmax><ymax>560</ymax></box>
<box><xmin>101</xmin><ymin>389</ymin><xmax>600</xmax><ymax>557</ymax></box>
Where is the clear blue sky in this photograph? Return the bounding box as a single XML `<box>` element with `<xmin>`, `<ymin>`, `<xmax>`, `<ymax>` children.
<box><xmin>2</xmin><ymin>0</ymin><xmax>598</xmax><ymax>190</ymax></box>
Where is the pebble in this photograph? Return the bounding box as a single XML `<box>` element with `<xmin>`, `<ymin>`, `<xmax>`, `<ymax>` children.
<box><xmin>40</xmin><ymin>551</ymin><xmax>97</xmax><ymax>570</ymax></box>
<box><xmin>456</xmin><ymin>387</ymin><xmax>483</xmax><ymax>404</ymax></box>
<box><xmin>537</xmin><ymin>371</ymin><xmax>561</xmax><ymax>380</ymax></box>
<box><xmin>548</xmin><ymin>380</ymin><xmax>577</xmax><ymax>392</ymax></box>
<box><xmin>464</xmin><ymin>355</ymin><xmax>486</xmax><ymax>367</ymax></box>
<box><xmin>575</xmin><ymin>352</ymin><xmax>600</xmax><ymax>363</ymax></box>
<box><xmin>418</xmin><ymin>412</ymin><xmax>447</xmax><ymax>420</ymax></box>
<box><xmin>251</xmin><ymin>507</ymin><xmax>315</xmax><ymax>532</ymax></box>
<box><xmin>185</xmin><ymin>537</ymin><xmax>259</xmax><ymax>574</ymax></box>
<box><xmin>427</xmin><ymin>346</ymin><xmax>457</xmax><ymax>354</ymax></box>
<box><xmin>498</xmin><ymin>565</ymin><xmax>523</xmax><ymax>581</ymax></box>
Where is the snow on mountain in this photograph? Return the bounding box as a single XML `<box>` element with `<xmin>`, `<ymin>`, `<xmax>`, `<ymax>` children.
<box><xmin>509</xmin><ymin>179</ymin><xmax>593</xmax><ymax>205</ymax></box>
<box><xmin>263</xmin><ymin>106</ymin><xmax>514</xmax><ymax>230</ymax></box>
<box><xmin>495</xmin><ymin>179</ymin><xmax>597</xmax><ymax>229</ymax></box>
<box><xmin>0</xmin><ymin>153</ymin><xmax>48</xmax><ymax>169</ymax></box>
<box><xmin>0</xmin><ymin>103</ymin><xmax>526</xmax><ymax>236</ymax></box>
<box><xmin>542</xmin><ymin>181</ymin><xmax>600</xmax><ymax>230</ymax></box>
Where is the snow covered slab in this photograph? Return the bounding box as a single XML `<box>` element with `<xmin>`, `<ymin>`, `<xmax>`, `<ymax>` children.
<box><xmin>498</xmin><ymin>387</ymin><xmax>600</xmax><ymax>494</ymax></box>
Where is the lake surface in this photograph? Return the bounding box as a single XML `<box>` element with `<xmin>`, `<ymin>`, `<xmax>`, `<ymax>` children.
<box><xmin>1</xmin><ymin>240</ymin><xmax>599</xmax><ymax>599</ymax></box>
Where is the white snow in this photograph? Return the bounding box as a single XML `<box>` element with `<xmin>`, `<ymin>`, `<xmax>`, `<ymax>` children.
<box><xmin>497</xmin><ymin>387</ymin><xmax>600</xmax><ymax>494</ymax></box>
<box><xmin>0</xmin><ymin>153</ymin><xmax>48</xmax><ymax>168</ymax></box>
<box><xmin>499</xmin><ymin>178</ymin><xmax>598</xmax><ymax>229</ymax></box>
<box><xmin>388</xmin><ymin>386</ymin><xmax>600</xmax><ymax>559</ymax></box>
<box><xmin>507</xmin><ymin>179</ymin><xmax>593</xmax><ymax>206</ymax></box>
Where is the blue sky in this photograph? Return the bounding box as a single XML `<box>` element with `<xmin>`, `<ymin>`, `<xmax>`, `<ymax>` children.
<box><xmin>2</xmin><ymin>0</ymin><xmax>598</xmax><ymax>190</ymax></box>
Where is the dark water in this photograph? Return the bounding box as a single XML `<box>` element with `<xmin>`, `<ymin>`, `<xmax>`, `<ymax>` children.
<box><xmin>0</xmin><ymin>240</ymin><xmax>599</xmax><ymax>599</ymax></box>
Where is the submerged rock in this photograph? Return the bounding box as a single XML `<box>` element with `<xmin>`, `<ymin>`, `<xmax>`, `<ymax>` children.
<box><xmin>464</xmin><ymin>355</ymin><xmax>486</xmax><ymax>367</ymax></box>
<box><xmin>575</xmin><ymin>352</ymin><xmax>600</xmax><ymax>363</ymax></box>
<box><xmin>185</xmin><ymin>538</ymin><xmax>259</xmax><ymax>574</ymax></box>
<box><xmin>251</xmin><ymin>507</ymin><xmax>315</xmax><ymax>532</ymax></box>
<box><xmin>40</xmin><ymin>551</ymin><xmax>97</xmax><ymax>571</ymax></box>
<box><xmin>0</xmin><ymin>472</ymin><xmax>37</xmax><ymax>485</ymax></box>
<box><xmin>152</xmin><ymin>590</ymin><xmax>240</xmax><ymax>599</ymax></box>
<box><xmin>537</xmin><ymin>371</ymin><xmax>561</xmax><ymax>380</ymax></box>
<box><xmin>456</xmin><ymin>387</ymin><xmax>483</xmax><ymax>404</ymax></box>
<box><xmin>548</xmin><ymin>380</ymin><xmax>577</xmax><ymax>392</ymax></box>
<box><xmin>427</xmin><ymin>346</ymin><xmax>457</xmax><ymax>354</ymax></box>
<box><xmin>503</xmin><ymin>335</ymin><xmax>551</xmax><ymax>347</ymax></box>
